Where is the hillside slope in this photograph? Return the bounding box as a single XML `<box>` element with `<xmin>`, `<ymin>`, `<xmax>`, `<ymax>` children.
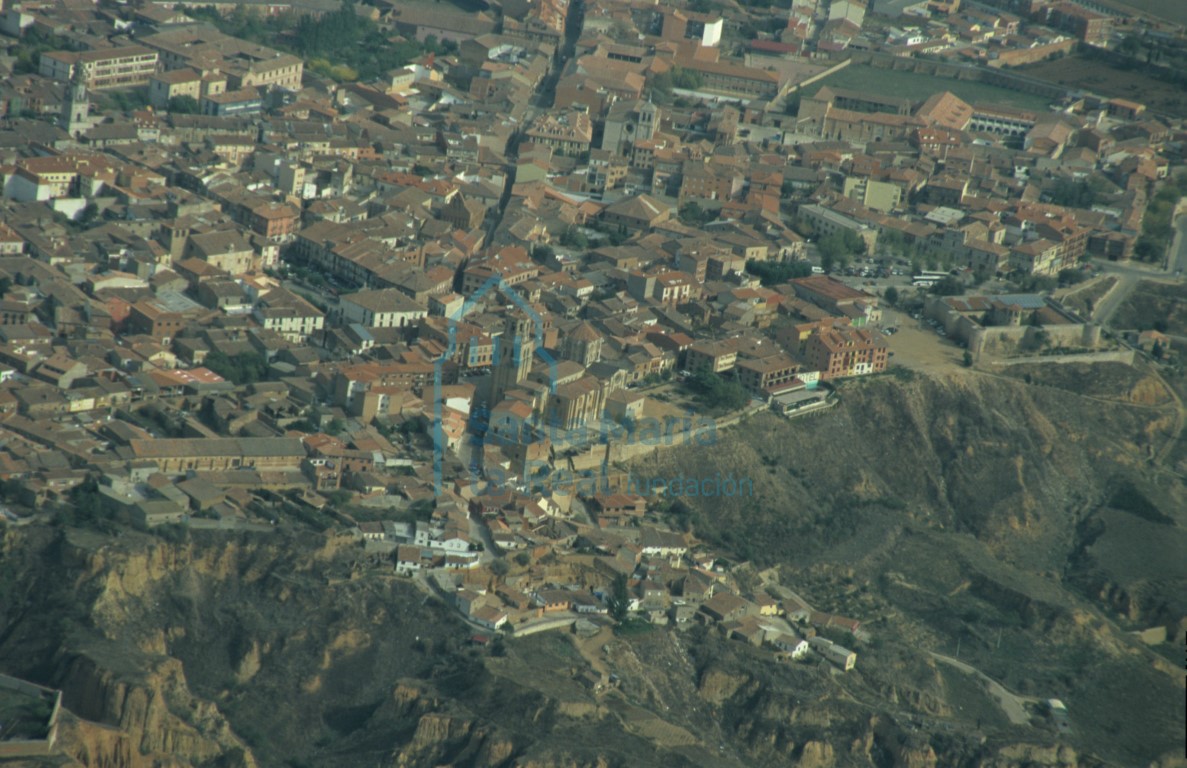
<box><xmin>0</xmin><ymin>367</ymin><xmax>1182</xmax><ymax>768</ymax></box>
<box><xmin>633</xmin><ymin>367</ymin><xmax>1186</xmax><ymax>767</ymax></box>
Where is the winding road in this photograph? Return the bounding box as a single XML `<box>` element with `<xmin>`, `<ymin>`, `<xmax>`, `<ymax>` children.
<box><xmin>927</xmin><ymin>651</ymin><xmax>1038</xmax><ymax>726</ymax></box>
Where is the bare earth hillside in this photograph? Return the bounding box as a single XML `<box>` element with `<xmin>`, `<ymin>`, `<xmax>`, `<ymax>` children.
<box><xmin>1</xmin><ymin>367</ymin><xmax>1183</xmax><ymax>768</ymax></box>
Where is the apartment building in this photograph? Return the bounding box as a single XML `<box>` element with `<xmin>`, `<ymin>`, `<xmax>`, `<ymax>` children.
<box><xmin>801</xmin><ymin>327</ymin><xmax>888</xmax><ymax>380</ymax></box>
<box><xmin>685</xmin><ymin>338</ymin><xmax>738</xmax><ymax>374</ymax></box>
<box><xmin>1041</xmin><ymin>1</ymin><xmax>1110</xmax><ymax>46</ymax></box>
<box><xmin>735</xmin><ymin>353</ymin><xmax>799</xmax><ymax>394</ymax></box>
<box><xmin>40</xmin><ymin>47</ymin><xmax>159</xmax><ymax>90</ymax></box>
<box><xmin>796</xmin><ymin>205</ymin><xmax>879</xmax><ymax>255</ymax></box>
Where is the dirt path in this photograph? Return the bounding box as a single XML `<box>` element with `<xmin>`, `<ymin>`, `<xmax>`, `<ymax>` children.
<box><xmin>1146</xmin><ymin>362</ymin><xmax>1186</xmax><ymax>468</ymax></box>
<box><xmin>572</xmin><ymin>626</ymin><xmax>613</xmax><ymax>677</ymax></box>
<box><xmin>927</xmin><ymin>651</ymin><xmax>1038</xmax><ymax>726</ymax></box>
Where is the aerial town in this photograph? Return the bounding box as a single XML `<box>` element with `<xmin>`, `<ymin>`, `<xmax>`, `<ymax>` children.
<box><xmin>0</xmin><ymin>0</ymin><xmax>1183</xmax><ymax>675</ymax></box>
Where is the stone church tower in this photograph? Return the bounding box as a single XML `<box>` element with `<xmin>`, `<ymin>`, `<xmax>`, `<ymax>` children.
<box><xmin>490</xmin><ymin>311</ymin><xmax>535</xmax><ymax>405</ymax></box>
<box><xmin>61</xmin><ymin>64</ymin><xmax>90</xmax><ymax>137</ymax></box>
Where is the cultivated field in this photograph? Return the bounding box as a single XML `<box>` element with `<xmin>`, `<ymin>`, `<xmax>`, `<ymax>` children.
<box><xmin>805</xmin><ymin>63</ymin><xmax>1055</xmax><ymax>112</ymax></box>
<box><xmin>1108</xmin><ymin>0</ymin><xmax>1187</xmax><ymax>25</ymax></box>
<box><xmin>1021</xmin><ymin>55</ymin><xmax>1187</xmax><ymax>117</ymax></box>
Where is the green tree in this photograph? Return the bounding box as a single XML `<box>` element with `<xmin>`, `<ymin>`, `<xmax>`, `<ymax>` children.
<box><xmin>1048</xmin><ymin>176</ymin><xmax>1105</xmax><ymax>208</ymax></box>
<box><xmin>962</xmin><ymin>350</ymin><xmax>973</xmax><ymax>367</ymax></box>
<box><xmin>884</xmin><ymin>286</ymin><xmax>899</xmax><ymax>306</ymax></box>
<box><xmin>167</xmin><ymin>95</ymin><xmax>200</xmax><ymax>114</ymax></box>
<box><xmin>204</xmin><ymin>350</ymin><xmax>269</xmax><ymax>385</ymax></box>
<box><xmin>817</xmin><ymin>231</ymin><xmax>863</xmax><ymax>272</ymax></box>
<box><xmin>77</xmin><ymin>202</ymin><xmax>99</xmax><ymax>226</ymax></box>
<box><xmin>879</xmin><ymin>229</ymin><xmax>906</xmax><ymax>257</ymax></box>
<box><xmin>746</xmin><ymin>259</ymin><xmax>812</xmax><ymax>286</ymax></box>
<box><xmin>670</xmin><ymin>67</ymin><xmax>703</xmax><ymax>90</ymax></box>
<box><xmin>490</xmin><ymin>558</ymin><xmax>510</xmax><ymax>577</ymax></box>
<box><xmin>559</xmin><ymin>226</ymin><xmax>588</xmax><ymax>249</ymax></box>
<box><xmin>686</xmin><ymin>371</ymin><xmax>749</xmax><ymax>411</ymax></box>
<box><xmin>608</xmin><ymin>573</ymin><xmax>630</xmax><ymax>622</ymax></box>
<box><xmin>678</xmin><ymin>202</ymin><xmax>716</xmax><ymax>226</ymax></box>
<box><xmin>929</xmin><ymin>276</ymin><xmax>964</xmax><ymax>296</ymax></box>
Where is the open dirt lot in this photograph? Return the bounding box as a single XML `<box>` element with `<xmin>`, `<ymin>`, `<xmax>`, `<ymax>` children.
<box><xmin>881</xmin><ymin>308</ymin><xmax>967</xmax><ymax>373</ymax></box>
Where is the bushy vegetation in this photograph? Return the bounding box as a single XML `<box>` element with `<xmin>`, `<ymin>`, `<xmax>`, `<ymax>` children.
<box><xmin>204</xmin><ymin>350</ymin><xmax>269</xmax><ymax>385</ymax></box>
<box><xmin>1047</xmin><ymin>176</ymin><xmax>1109</xmax><ymax>208</ymax></box>
<box><xmin>1134</xmin><ymin>172</ymin><xmax>1187</xmax><ymax>262</ymax></box>
<box><xmin>167</xmin><ymin>95</ymin><xmax>200</xmax><ymax>114</ymax></box>
<box><xmin>8</xmin><ymin>28</ymin><xmax>79</xmax><ymax>74</ymax></box>
<box><xmin>559</xmin><ymin>226</ymin><xmax>589</xmax><ymax>249</ymax></box>
<box><xmin>646</xmin><ymin>66</ymin><xmax>703</xmax><ymax>104</ymax></box>
<box><xmin>686</xmin><ymin>370</ymin><xmax>750</xmax><ymax>412</ymax></box>
<box><xmin>928</xmin><ymin>276</ymin><xmax>965</xmax><ymax>296</ymax></box>
<box><xmin>745</xmin><ymin>258</ymin><xmax>812</xmax><ymax>286</ymax></box>
<box><xmin>793</xmin><ymin>225</ymin><xmax>866</xmax><ymax>273</ymax></box>
<box><xmin>677</xmin><ymin>202</ymin><xmax>717</xmax><ymax>226</ymax></box>
<box><xmin>184</xmin><ymin>0</ymin><xmax>452</xmax><ymax>82</ymax></box>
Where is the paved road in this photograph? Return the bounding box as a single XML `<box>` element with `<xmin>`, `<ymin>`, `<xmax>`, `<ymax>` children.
<box><xmin>927</xmin><ymin>651</ymin><xmax>1037</xmax><ymax>726</ymax></box>
<box><xmin>1093</xmin><ymin>201</ymin><xmax>1187</xmax><ymax>325</ymax></box>
<box><xmin>1171</xmin><ymin>209</ymin><xmax>1187</xmax><ymax>276</ymax></box>
<box><xmin>1091</xmin><ymin>270</ymin><xmax>1139</xmax><ymax>326</ymax></box>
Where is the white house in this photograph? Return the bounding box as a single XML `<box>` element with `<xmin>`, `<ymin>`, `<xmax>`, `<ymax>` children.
<box><xmin>395</xmin><ymin>545</ymin><xmax>428</xmax><ymax>576</ymax></box>
<box><xmin>337</xmin><ymin>288</ymin><xmax>428</xmax><ymax>330</ymax></box>
<box><xmin>253</xmin><ymin>289</ymin><xmax>324</xmax><ymax>342</ymax></box>
<box><xmin>639</xmin><ymin>528</ymin><xmax>689</xmax><ymax>559</ymax></box>
<box><xmin>358</xmin><ymin>521</ymin><xmax>385</xmax><ymax>541</ymax></box>
<box><xmin>431</xmin><ymin>533</ymin><xmax>471</xmax><ymax>553</ymax></box>
<box><xmin>770</xmin><ymin>631</ymin><xmax>810</xmax><ymax>660</ymax></box>
<box><xmin>471</xmin><ymin>605</ymin><xmax>508</xmax><ymax>630</ymax></box>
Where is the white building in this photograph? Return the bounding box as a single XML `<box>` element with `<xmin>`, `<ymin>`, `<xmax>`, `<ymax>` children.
<box><xmin>808</xmin><ymin>635</ymin><xmax>856</xmax><ymax>671</ymax></box>
<box><xmin>337</xmin><ymin>288</ymin><xmax>429</xmax><ymax>330</ymax></box>
<box><xmin>771</xmin><ymin>631</ymin><xmax>810</xmax><ymax>659</ymax></box>
<box><xmin>253</xmin><ymin>289</ymin><xmax>325</xmax><ymax>342</ymax></box>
